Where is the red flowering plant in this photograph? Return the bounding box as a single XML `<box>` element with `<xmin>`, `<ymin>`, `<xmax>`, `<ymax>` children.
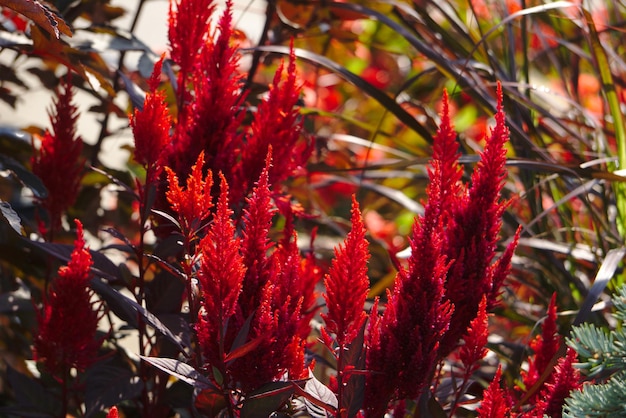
<box><xmin>1</xmin><ymin>0</ymin><xmax>616</xmax><ymax>417</ymax></box>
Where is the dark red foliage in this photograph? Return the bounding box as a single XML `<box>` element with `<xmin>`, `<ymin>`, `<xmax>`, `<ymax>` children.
<box><xmin>34</xmin><ymin>220</ymin><xmax>101</xmax><ymax>375</ymax></box>
<box><xmin>31</xmin><ymin>77</ymin><xmax>84</xmax><ymax>237</ymax></box>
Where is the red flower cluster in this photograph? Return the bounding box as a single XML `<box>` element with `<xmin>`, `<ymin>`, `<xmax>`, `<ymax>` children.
<box><xmin>477</xmin><ymin>295</ymin><xmax>581</xmax><ymax>417</ymax></box>
<box><xmin>34</xmin><ymin>220</ymin><xmax>101</xmax><ymax>375</ymax></box>
<box><xmin>31</xmin><ymin>77</ymin><xmax>85</xmax><ymax>238</ymax></box>
<box><xmin>130</xmin><ymin>55</ymin><xmax>171</xmax><ymax>184</ymax></box>
<box><xmin>364</xmin><ymin>84</ymin><xmax>518</xmax><ymax>415</ymax></box>
<box><xmin>322</xmin><ymin>195</ymin><xmax>370</xmax><ymax>347</ymax></box>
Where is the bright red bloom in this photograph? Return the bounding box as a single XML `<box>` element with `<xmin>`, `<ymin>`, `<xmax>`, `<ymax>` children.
<box><xmin>168</xmin><ymin>0</ymin><xmax>215</xmax><ymax>84</ymax></box>
<box><xmin>130</xmin><ymin>55</ymin><xmax>171</xmax><ymax>182</ymax></box>
<box><xmin>322</xmin><ymin>195</ymin><xmax>370</xmax><ymax>347</ymax></box>
<box><xmin>167</xmin><ymin>0</ymin><xmax>246</xmax><ymax>191</ymax></box>
<box><xmin>365</xmin><ymin>133</ymin><xmax>453</xmax><ymax>415</ymax></box>
<box><xmin>439</xmin><ymin>82</ymin><xmax>516</xmax><ymax>356</ymax></box>
<box><xmin>196</xmin><ymin>174</ymin><xmax>246</xmax><ymax>369</ymax></box>
<box><xmin>236</xmin><ymin>42</ymin><xmax>311</xmax><ymax>203</ymax></box>
<box><xmin>459</xmin><ymin>295</ymin><xmax>489</xmax><ymax>374</ymax></box>
<box><xmin>239</xmin><ymin>152</ymin><xmax>276</xmax><ymax>318</ymax></box>
<box><xmin>520</xmin><ymin>293</ymin><xmax>561</xmax><ymax>400</ymax></box>
<box><xmin>477</xmin><ymin>366</ymin><xmax>512</xmax><ymax>418</ymax></box>
<box><xmin>165</xmin><ymin>151</ymin><xmax>214</xmax><ymax>238</ymax></box>
<box><xmin>31</xmin><ymin>77</ymin><xmax>84</xmax><ymax>237</ymax></box>
<box><xmin>533</xmin><ymin>347</ymin><xmax>581</xmax><ymax>418</ymax></box>
<box><xmin>106</xmin><ymin>406</ymin><xmax>119</xmax><ymax>418</ymax></box>
<box><xmin>34</xmin><ymin>220</ymin><xmax>101</xmax><ymax>374</ymax></box>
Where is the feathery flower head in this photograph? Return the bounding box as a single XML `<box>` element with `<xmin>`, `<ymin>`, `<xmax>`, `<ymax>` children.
<box><xmin>34</xmin><ymin>220</ymin><xmax>100</xmax><ymax>374</ymax></box>
<box><xmin>477</xmin><ymin>366</ymin><xmax>512</xmax><ymax>418</ymax></box>
<box><xmin>439</xmin><ymin>81</ymin><xmax>515</xmax><ymax>356</ymax></box>
<box><xmin>236</xmin><ymin>41</ymin><xmax>310</xmax><ymax>202</ymax></box>
<box><xmin>520</xmin><ymin>293</ymin><xmax>561</xmax><ymax>398</ymax></box>
<box><xmin>322</xmin><ymin>195</ymin><xmax>370</xmax><ymax>347</ymax></box>
<box><xmin>168</xmin><ymin>0</ymin><xmax>215</xmax><ymax>82</ymax></box>
<box><xmin>459</xmin><ymin>295</ymin><xmax>489</xmax><ymax>373</ymax></box>
<box><xmin>165</xmin><ymin>151</ymin><xmax>214</xmax><ymax>237</ymax></box>
<box><xmin>534</xmin><ymin>347</ymin><xmax>581</xmax><ymax>418</ymax></box>
<box><xmin>196</xmin><ymin>173</ymin><xmax>245</xmax><ymax>372</ymax></box>
<box><xmin>239</xmin><ymin>151</ymin><xmax>276</xmax><ymax>318</ymax></box>
<box><xmin>130</xmin><ymin>55</ymin><xmax>171</xmax><ymax>180</ymax></box>
<box><xmin>31</xmin><ymin>77</ymin><xmax>84</xmax><ymax>237</ymax></box>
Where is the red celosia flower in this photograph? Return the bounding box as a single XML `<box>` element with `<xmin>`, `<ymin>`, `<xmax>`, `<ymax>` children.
<box><xmin>520</xmin><ymin>293</ymin><xmax>561</xmax><ymax>401</ymax></box>
<box><xmin>459</xmin><ymin>295</ymin><xmax>489</xmax><ymax>374</ymax></box>
<box><xmin>477</xmin><ymin>366</ymin><xmax>512</xmax><ymax>418</ymax></box>
<box><xmin>168</xmin><ymin>0</ymin><xmax>215</xmax><ymax>85</ymax></box>
<box><xmin>106</xmin><ymin>406</ymin><xmax>119</xmax><ymax>418</ymax></box>
<box><xmin>31</xmin><ymin>77</ymin><xmax>84</xmax><ymax>237</ymax></box>
<box><xmin>130</xmin><ymin>55</ymin><xmax>171</xmax><ymax>183</ymax></box>
<box><xmin>166</xmin><ymin>0</ymin><xmax>246</xmax><ymax>191</ymax></box>
<box><xmin>322</xmin><ymin>195</ymin><xmax>370</xmax><ymax>347</ymax></box>
<box><xmin>196</xmin><ymin>174</ymin><xmax>246</xmax><ymax>370</ymax></box>
<box><xmin>235</xmin><ymin>41</ymin><xmax>311</xmax><ymax>203</ymax></box>
<box><xmin>533</xmin><ymin>347</ymin><xmax>581</xmax><ymax>418</ymax></box>
<box><xmin>365</xmin><ymin>134</ymin><xmax>454</xmax><ymax>415</ymax></box>
<box><xmin>34</xmin><ymin>220</ymin><xmax>101</xmax><ymax>375</ymax></box>
<box><xmin>439</xmin><ymin>82</ymin><xmax>516</xmax><ymax>357</ymax></box>
<box><xmin>165</xmin><ymin>151</ymin><xmax>214</xmax><ymax>238</ymax></box>
<box><xmin>238</xmin><ymin>152</ymin><xmax>276</xmax><ymax>318</ymax></box>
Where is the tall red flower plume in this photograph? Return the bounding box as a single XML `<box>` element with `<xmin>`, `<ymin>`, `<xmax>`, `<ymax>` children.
<box><xmin>167</xmin><ymin>0</ymin><xmax>246</xmax><ymax>192</ymax></box>
<box><xmin>477</xmin><ymin>366</ymin><xmax>512</xmax><ymax>418</ymax></box>
<box><xmin>322</xmin><ymin>195</ymin><xmax>370</xmax><ymax>347</ymax></box>
<box><xmin>130</xmin><ymin>55</ymin><xmax>171</xmax><ymax>183</ymax></box>
<box><xmin>106</xmin><ymin>406</ymin><xmax>119</xmax><ymax>418</ymax></box>
<box><xmin>239</xmin><ymin>151</ymin><xmax>276</xmax><ymax>318</ymax></box>
<box><xmin>34</xmin><ymin>220</ymin><xmax>101</xmax><ymax>374</ymax></box>
<box><xmin>459</xmin><ymin>295</ymin><xmax>489</xmax><ymax>374</ymax></box>
<box><xmin>235</xmin><ymin>41</ymin><xmax>311</xmax><ymax>203</ymax></box>
<box><xmin>168</xmin><ymin>0</ymin><xmax>215</xmax><ymax>84</ymax></box>
<box><xmin>196</xmin><ymin>174</ymin><xmax>246</xmax><ymax>369</ymax></box>
<box><xmin>438</xmin><ymin>82</ymin><xmax>516</xmax><ymax>356</ymax></box>
<box><xmin>520</xmin><ymin>293</ymin><xmax>561</xmax><ymax>401</ymax></box>
<box><xmin>165</xmin><ymin>151</ymin><xmax>214</xmax><ymax>238</ymax></box>
<box><xmin>31</xmin><ymin>77</ymin><xmax>84</xmax><ymax>237</ymax></box>
<box><xmin>365</xmin><ymin>129</ymin><xmax>454</xmax><ymax>415</ymax></box>
<box><xmin>533</xmin><ymin>347</ymin><xmax>581</xmax><ymax>418</ymax></box>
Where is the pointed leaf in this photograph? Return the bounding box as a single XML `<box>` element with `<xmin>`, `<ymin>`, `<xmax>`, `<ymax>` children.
<box><xmin>140</xmin><ymin>356</ymin><xmax>215</xmax><ymax>390</ymax></box>
<box><xmin>0</xmin><ymin>200</ymin><xmax>23</xmax><ymax>235</ymax></box>
<box><xmin>224</xmin><ymin>335</ymin><xmax>265</xmax><ymax>364</ymax></box>
<box><xmin>241</xmin><ymin>381</ymin><xmax>295</xmax><ymax>418</ymax></box>
<box><xmin>3</xmin><ymin>0</ymin><xmax>72</xmax><ymax>39</ymax></box>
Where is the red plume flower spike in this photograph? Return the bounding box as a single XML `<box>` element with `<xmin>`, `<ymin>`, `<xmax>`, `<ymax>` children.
<box><xmin>106</xmin><ymin>406</ymin><xmax>119</xmax><ymax>418</ymax></box>
<box><xmin>34</xmin><ymin>220</ymin><xmax>101</xmax><ymax>375</ymax></box>
<box><xmin>31</xmin><ymin>77</ymin><xmax>84</xmax><ymax>237</ymax></box>
<box><xmin>196</xmin><ymin>173</ymin><xmax>245</xmax><ymax>369</ymax></box>
<box><xmin>520</xmin><ymin>293</ymin><xmax>560</xmax><ymax>400</ymax></box>
<box><xmin>439</xmin><ymin>81</ymin><xmax>515</xmax><ymax>356</ymax></box>
<box><xmin>477</xmin><ymin>366</ymin><xmax>512</xmax><ymax>418</ymax></box>
<box><xmin>533</xmin><ymin>347</ymin><xmax>581</xmax><ymax>418</ymax></box>
<box><xmin>165</xmin><ymin>151</ymin><xmax>213</xmax><ymax>239</ymax></box>
<box><xmin>322</xmin><ymin>195</ymin><xmax>370</xmax><ymax>347</ymax></box>
<box><xmin>236</xmin><ymin>40</ymin><xmax>310</xmax><ymax>202</ymax></box>
<box><xmin>364</xmin><ymin>147</ymin><xmax>453</xmax><ymax>415</ymax></box>
<box><xmin>459</xmin><ymin>295</ymin><xmax>489</xmax><ymax>374</ymax></box>
<box><xmin>130</xmin><ymin>55</ymin><xmax>171</xmax><ymax>183</ymax></box>
<box><xmin>168</xmin><ymin>0</ymin><xmax>246</xmax><ymax>188</ymax></box>
<box><xmin>168</xmin><ymin>0</ymin><xmax>215</xmax><ymax>86</ymax></box>
<box><xmin>239</xmin><ymin>150</ymin><xmax>276</xmax><ymax>318</ymax></box>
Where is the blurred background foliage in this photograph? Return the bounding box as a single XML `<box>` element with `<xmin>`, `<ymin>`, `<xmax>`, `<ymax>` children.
<box><xmin>1</xmin><ymin>0</ymin><xmax>626</xmax><ymax>415</ymax></box>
